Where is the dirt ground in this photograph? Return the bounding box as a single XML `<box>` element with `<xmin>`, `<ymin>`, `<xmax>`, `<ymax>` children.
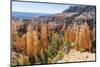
<box><xmin>57</xmin><ymin>49</ymin><xmax>95</xmax><ymax>63</ymax></box>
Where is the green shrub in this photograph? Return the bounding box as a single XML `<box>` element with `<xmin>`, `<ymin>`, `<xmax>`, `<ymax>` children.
<box><xmin>57</xmin><ymin>50</ymin><xmax>64</xmax><ymax>60</ymax></box>
<box><xmin>64</xmin><ymin>39</ymin><xmax>72</xmax><ymax>49</ymax></box>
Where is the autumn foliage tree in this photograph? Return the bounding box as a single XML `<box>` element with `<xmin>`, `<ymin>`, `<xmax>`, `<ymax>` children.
<box><xmin>12</xmin><ymin>20</ymin><xmax>27</xmax><ymax>54</ymax></box>
<box><xmin>27</xmin><ymin>23</ymin><xmax>34</xmax><ymax>60</ymax></box>
<box><xmin>79</xmin><ymin>22</ymin><xmax>91</xmax><ymax>51</ymax></box>
<box><xmin>41</xmin><ymin>23</ymin><xmax>48</xmax><ymax>49</ymax></box>
<box><xmin>33</xmin><ymin>30</ymin><xmax>41</xmax><ymax>57</ymax></box>
<box><xmin>69</xmin><ymin>23</ymin><xmax>77</xmax><ymax>43</ymax></box>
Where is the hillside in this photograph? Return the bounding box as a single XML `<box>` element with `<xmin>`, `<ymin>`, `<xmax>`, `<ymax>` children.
<box><xmin>30</xmin><ymin>5</ymin><xmax>96</xmax><ymax>30</ymax></box>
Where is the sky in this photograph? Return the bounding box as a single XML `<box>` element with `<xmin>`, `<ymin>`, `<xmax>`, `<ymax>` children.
<box><xmin>12</xmin><ymin>1</ymin><xmax>71</xmax><ymax>14</ymax></box>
